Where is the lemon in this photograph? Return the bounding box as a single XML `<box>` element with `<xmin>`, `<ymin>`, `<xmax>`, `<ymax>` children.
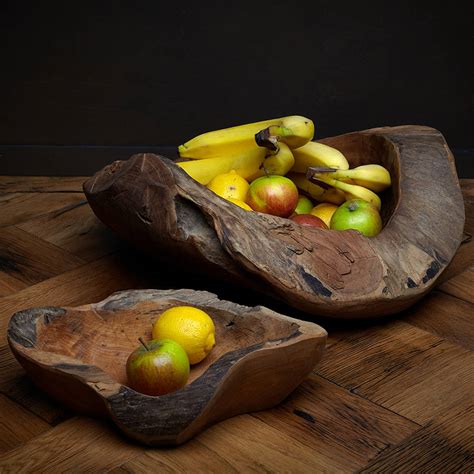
<box><xmin>207</xmin><ymin>170</ymin><xmax>250</xmax><ymax>201</ymax></box>
<box><xmin>310</xmin><ymin>203</ymin><xmax>339</xmax><ymax>228</ymax></box>
<box><xmin>152</xmin><ymin>306</ymin><xmax>216</xmax><ymax>365</ymax></box>
<box><xmin>227</xmin><ymin>198</ymin><xmax>253</xmax><ymax>211</ymax></box>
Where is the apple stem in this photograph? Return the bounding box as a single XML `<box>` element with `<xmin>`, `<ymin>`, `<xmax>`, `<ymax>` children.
<box><xmin>348</xmin><ymin>201</ymin><xmax>358</xmax><ymax>212</ymax></box>
<box><xmin>139</xmin><ymin>337</ymin><xmax>150</xmax><ymax>351</ymax></box>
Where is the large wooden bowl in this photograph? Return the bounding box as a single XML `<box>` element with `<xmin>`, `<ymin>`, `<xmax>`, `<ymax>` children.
<box><xmin>7</xmin><ymin>289</ymin><xmax>327</xmax><ymax>446</ymax></box>
<box><xmin>84</xmin><ymin>126</ymin><xmax>465</xmax><ymax>319</ymax></box>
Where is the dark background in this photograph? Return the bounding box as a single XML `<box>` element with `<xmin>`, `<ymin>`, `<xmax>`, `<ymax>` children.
<box><xmin>1</xmin><ymin>2</ymin><xmax>473</xmax><ymax>176</ymax></box>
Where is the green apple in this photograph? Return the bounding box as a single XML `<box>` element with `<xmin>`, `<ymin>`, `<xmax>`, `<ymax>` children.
<box><xmin>330</xmin><ymin>199</ymin><xmax>382</xmax><ymax>237</ymax></box>
<box><xmin>126</xmin><ymin>338</ymin><xmax>190</xmax><ymax>396</ymax></box>
<box><xmin>246</xmin><ymin>175</ymin><xmax>299</xmax><ymax>217</ymax></box>
<box><xmin>293</xmin><ymin>195</ymin><xmax>314</xmax><ymax>215</ymax></box>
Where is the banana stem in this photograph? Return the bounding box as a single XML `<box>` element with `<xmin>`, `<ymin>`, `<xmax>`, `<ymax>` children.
<box><xmin>255</xmin><ymin>126</ymin><xmax>291</xmax><ymax>151</ymax></box>
<box><xmin>307</xmin><ymin>166</ymin><xmax>338</xmax><ymax>175</ymax></box>
<box><xmin>306</xmin><ymin>167</ymin><xmax>338</xmax><ymax>188</ymax></box>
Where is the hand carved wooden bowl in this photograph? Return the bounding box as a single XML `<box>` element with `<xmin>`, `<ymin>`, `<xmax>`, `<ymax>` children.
<box><xmin>83</xmin><ymin>126</ymin><xmax>465</xmax><ymax>319</ymax></box>
<box><xmin>7</xmin><ymin>289</ymin><xmax>327</xmax><ymax>446</ymax></box>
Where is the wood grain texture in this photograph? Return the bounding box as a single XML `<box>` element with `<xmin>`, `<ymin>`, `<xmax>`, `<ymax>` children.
<box><xmin>0</xmin><ymin>417</ymin><xmax>144</xmax><ymax>473</ymax></box>
<box><xmin>0</xmin><ymin>226</ymin><xmax>85</xmax><ymax>286</ymax></box>
<box><xmin>7</xmin><ymin>289</ymin><xmax>327</xmax><ymax>446</ymax></box>
<box><xmin>122</xmin><ymin>414</ymin><xmax>337</xmax><ymax>473</ymax></box>
<box><xmin>252</xmin><ymin>374</ymin><xmax>419</xmax><ymax>471</ymax></box>
<box><xmin>0</xmin><ymin>175</ymin><xmax>472</xmax><ymax>472</ymax></box>
<box><xmin>18</xmin><ymin>200</ymin><xmax>123</xmax><ymax>262</ymax></box>
<box><xmin>0</xmin><ymin>193</ymin><xmax>86</xmax><ymax>227</ymax></box>
<box><xmin>0</xmin><ymin>273</ymin><xmax>27</xmax><ymax>298</ymax></box>
<box><xmin>316</xmin><ymin>320</ymin><xmax>443</xmax><ymax>389</ymax></box>
<box><xmin>354</xmin><ymin>340</ymin><xmax>474</xmax><ymax>424</ymax></box>
<box><xmin>0</xmin><ymin>373</ymin><xmax>69</xmax><ymax>426</ymax></box>
<box><xmin>438</xmin><ymin>264</ymin><xmax>474</xmax><ymax>304</ymax></box>
<box><xmin>0</xmin><ymin>393</ymin><xmax>50</xmax><ymax>454</ymax></box>
<box><xmin>84</xmin><ymin>126</ymin><xmax>465</xmax><ymax>319</ymax></box>
<box><xmin>359</xmin><ymin>403</ymin><xmax>474</xmax><ymax>473</ymax></box>
<box><xmin>403</xmin><ymin>291</ymin><xmax>474</xmax><ymax>350</ymax></box>
<box><xmin>317</xmin><ymin>321</ymin><xmax>474</xmax><ymax>425</ymax></box>
<box><xmin>0</xmin><ymin>176</ymin><xmax>87</xmax><ymax>193</ymax></box>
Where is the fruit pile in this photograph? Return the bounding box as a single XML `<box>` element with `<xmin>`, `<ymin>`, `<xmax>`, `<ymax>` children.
<box><xmin>126</xmin><ymin>306</ymin><xmax>215</xmax><ymax>396</ymax></box>
<box><xmin>177</xmin><ymin>116</ymin><xmax>391</xmax><ymax>237</ymax></box>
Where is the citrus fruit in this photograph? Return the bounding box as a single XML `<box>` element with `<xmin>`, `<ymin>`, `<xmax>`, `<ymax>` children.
<box><xmin>310</xmin><ymin>203</ymin><xmax>339</xmax><ymax>227</ymax></box>
<box><xmin>207</xmin><ymin>170</ymin><xmax>249</xmax><ymax>201</ymax></box>
<box><xmin>152</xmin><ymin>306</ymin><xmax>216</xmax><ymax>364</ymax></box>
<box><xmin>227</xmin><ymin>198</ymin><xmax>253</xmax><ymax>211</ymax></box>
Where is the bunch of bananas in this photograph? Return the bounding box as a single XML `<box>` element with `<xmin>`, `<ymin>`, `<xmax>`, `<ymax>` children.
<box><xmin>176</xmin><ymin>115</ymin><xmax>391</xmax><ymax>210</ymax></box>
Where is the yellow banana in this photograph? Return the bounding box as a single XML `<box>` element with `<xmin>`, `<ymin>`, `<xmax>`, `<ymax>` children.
<box><xmin>178</xmin><ymin>115</ymin><xmax>313</xmax><ymax>159</ymax></box>
<box><xmin>318</xmin><ymin>188</ymin><xmax>347</xmax><ymax>205</ymax></box>
<box><xmin>177</xmin><ymin>147</ymin><xmax>265</xmax><ymax>185</ymax></box>
<box><xmin>314</xmin><ymin>164</ymin><xmax>391</xmax><ymax>192</ymax></box>
<box><xmin>259</xmin><ymin>142</ymin><xmax>295</xmax><ymax>176</ymax></box>
<box><xmin>291</xmin><ymin>141</ymin><xmax>349</xmax><ymax>173</ymax></box>
<box><xmin>308</xmin><ymin>173</ymin><xmax>381</xmax><ymax>210</ymax></box>
<box><xmin>255</xmin><ymin>116</ymin><xmax>315</xmax><ymax>150</ymax></box>
<box><xmin>287</xmin><ymin>172</ymin><xmax>346</xmax><ymax>205</ymax></box>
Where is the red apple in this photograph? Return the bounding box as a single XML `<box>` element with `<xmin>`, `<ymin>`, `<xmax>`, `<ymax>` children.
<box><xmin>290</xmin><ymin>214</ymin><xmax>328</xmax><ymax>229</ymax></box>
<box><xmin>126</xmin><ymin>338</ymin><xmax>190</xmax><ymax>396</ymax></box>
<box><xmin>247</xmin><ymin>175</ymin><xmax>299</xmax><ymax>217</ymax></box>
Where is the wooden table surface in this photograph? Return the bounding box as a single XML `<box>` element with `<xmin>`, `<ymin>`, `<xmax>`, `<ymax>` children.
<box><xmin>0</xmin><ymin>176</ymin><xmax>472</xmax><ymax>473</ymax></box>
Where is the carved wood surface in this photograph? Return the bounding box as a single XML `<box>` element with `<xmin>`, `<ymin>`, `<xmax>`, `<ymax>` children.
<box><xmin>0</xmin><ymin>175</ymin><xmax>472</xmax><ymax>471</ymax></box>
<box><xmin>7</xmin><ymin>289</ymin><xmax>327</xmax><ymax>445</ymax></box>
<box><xmin>84</xmin><ymin>126</ymin><xmax>465</xmax><ymax>318</ymax></box>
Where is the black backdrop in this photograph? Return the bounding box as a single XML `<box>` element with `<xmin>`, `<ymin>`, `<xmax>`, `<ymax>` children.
<box><xmin>1</xmin><ymin>2</ymin><xmax>473</xmax><ymax>175</ymax></box>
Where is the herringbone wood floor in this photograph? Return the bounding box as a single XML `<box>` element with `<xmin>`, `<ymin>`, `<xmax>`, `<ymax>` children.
<box><xmin>0</xmin><ymin>176</ymin><xmax>473</xmax><ymax>472</ymax></box>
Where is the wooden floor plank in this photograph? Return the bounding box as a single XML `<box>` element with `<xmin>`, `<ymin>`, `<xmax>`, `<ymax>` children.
<box><xmin>0</xmin><ymin>226</ymin><xmax>85</xmax><ymax>288</ymax></box>
<box><xmin>0</xmin><ymin>192</ymin><xmax>86</xmax><ymax>227</ymax></box>
<box><xmin>354</xmin><ymin>340</ymin><xmax>474</xmax><ymax>425</ymax></box>
<box><xmin>0</xmin><ymin>393</ymin><xmax>51</xmax><ymax>455</ymax></box>
<box><xmin>359</xmin><ymin>403</ymin><xmax>474</xmax><ymax>473</ymax></box>
<box><xmin>318</xmin><ymin>319</ymin><xmax>474</xmax><ymax>424</ymax></box>
<box><xmin>0</xmin><ymin>176</ymin><xmax>87</xmax><ymax>193</ymax></box>
<box><xmin>123</xmin><ymin>414</ymin><xmax>341</xmax><ymax>473</ymax></box>
<box><xmin>17</xmin><ymin>201</ymin><xmax>123</xmax><ymax>262</ymax></box>
<box><xmin>121</xmin><ymin>440</ymin><xmax>239</xmax><ymax>473</ymax></box>
<box><xmin>403</xmin><ymin>291</ymin><xmax>474</xmax><ymax>350</ymax></box>
<box><xmin>0</xmin><ymin>272</ymin><xmax>27</xmax><ymax>298</ymax></box>
<box><xmin>0</xmin><ymin>371</ymin><xmax>70</xmax><ymax>426</ymax></box>
<box><xmin>0</xmin><ymin>417</ymin><xmax>144</xmax><ymax>472</ymax></box>
<box><xmin>317</xmin><ymin>320</ymin><xmax>443</xmax><ymax>390</ymax></box>
<box><xmin>438</xmin><ymin>264</ymin><xmax>474</xmax><ymax>304</ymax></box>
<box><xmin>252</xmin><ymin>374</ymin><xmax>418</xmax><ymax>471</ymax></box>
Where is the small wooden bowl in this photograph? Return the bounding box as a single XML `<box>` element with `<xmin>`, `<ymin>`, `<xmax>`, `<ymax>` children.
<box><xmin>83</xmin><ymin>126</ymin><xmax>465</xmax><ymax>319</ymax></box>
<box><xmin>7</xmin><ymin>289</ymin><xmax>327</xmax><ymax>446</ymax></box>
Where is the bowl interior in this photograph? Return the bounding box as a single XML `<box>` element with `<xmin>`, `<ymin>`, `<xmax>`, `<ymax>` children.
<box><xmin>34</xmin><ymin>299</ymin><xmax>300</xmax><ymax>386</ymax></box>
<box><xmin>320</xmin><ymin>133</ymin><xmax>400</xmax><ymax>225</ymax></box>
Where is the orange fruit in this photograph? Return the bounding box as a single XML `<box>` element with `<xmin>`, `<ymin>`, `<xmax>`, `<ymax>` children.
<box><xmin>310</xmin><ymin>203</ymin><xmax>339</xmax><ymax>227</ymax></box>
<box><xmin>207</xmin><ymin>170</ymin><xmax>249</xmax><ymax>201</ymax></box>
